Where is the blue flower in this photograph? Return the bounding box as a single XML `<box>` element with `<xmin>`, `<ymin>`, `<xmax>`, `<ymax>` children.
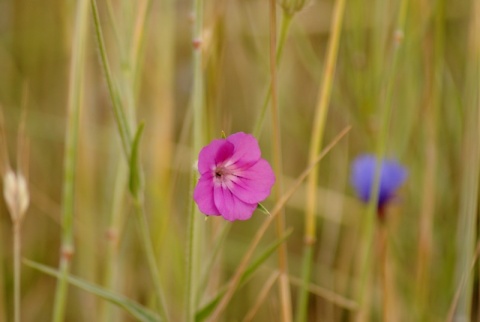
<box><xmin>350</xmin><ymin>154</ymin><xmax>407</xmax><ymax>209</ymax></box>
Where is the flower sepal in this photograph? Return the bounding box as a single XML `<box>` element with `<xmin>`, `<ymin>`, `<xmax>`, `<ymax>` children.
<box><xmin>257</xmin><ymin>203</ymin><xmax>271</xmax><ymax>216</ymax></box>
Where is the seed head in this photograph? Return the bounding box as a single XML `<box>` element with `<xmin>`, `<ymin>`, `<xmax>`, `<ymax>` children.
<box><xmin>3</xmin><ymin>170</ymin><xmax>29</xmax><ymax>223</ymax></box>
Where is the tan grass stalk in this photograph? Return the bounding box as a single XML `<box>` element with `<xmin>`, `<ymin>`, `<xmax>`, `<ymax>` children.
<box><xmin>297</xmin><ymin>0</ymin><xmax>346</xmax><ymax>319</ymax></box>
<box><xmin>288</xmin><ymin>275</ymin><xmax>357</xmax><ymax>311</ymax></box>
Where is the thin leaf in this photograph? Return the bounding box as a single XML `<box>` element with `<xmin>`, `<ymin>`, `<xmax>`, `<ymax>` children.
<box><xmin>195</xmin><ymin>228</ymin><xmax>293</xmax><ymax>321</ymax></box>
<box><xmin>24</xmin><ymin>259</ymin><xmax>161</xmax><ymax>322</ymax></box>
<box><xmin>129</xmin><ymin>122</ymin><xmax>145</xmax><ymax>199</ymax></box>
<box><xmin>195</xmin><ymin>293</ymin><xmax>222</xmax><ymax>322</ymax></box>
<box><xmin>240</xmin><ymin>227</ymin><xmax>293</xmax><ymax>285</ymax></box>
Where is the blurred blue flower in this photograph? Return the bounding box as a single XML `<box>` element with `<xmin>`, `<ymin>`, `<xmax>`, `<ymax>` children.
<box><xmin>350</xmin><ymin>154</ymin><xmax>407</xmax><ymax>209</ymax></box>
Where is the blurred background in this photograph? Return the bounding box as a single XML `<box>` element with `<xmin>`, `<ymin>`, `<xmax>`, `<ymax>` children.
<box><xmin>0</xmin><ymin>0</ymin><xmax>479</xmax><ymax>321</ymax></box>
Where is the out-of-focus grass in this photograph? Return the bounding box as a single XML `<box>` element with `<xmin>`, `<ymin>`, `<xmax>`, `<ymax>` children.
<box><xmin>0</xmin><ymin>0</ymin><xmax>478</xmax><ymax>321</ymax></box>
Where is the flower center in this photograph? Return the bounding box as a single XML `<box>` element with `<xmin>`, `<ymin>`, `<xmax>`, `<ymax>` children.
<box><xmin>213</xmin><ymin>163</ymin><xmax>236</xmax><ymax>187</ymax></box>
<box><xmin>214</xmin><ymin>166</ymin><xmax>229</xmax><ymax>179</ymax></box>
<box><xmin>215</xmin><ymin>169</ymin><xmax>223</xmax><ymax>178</ymax></box>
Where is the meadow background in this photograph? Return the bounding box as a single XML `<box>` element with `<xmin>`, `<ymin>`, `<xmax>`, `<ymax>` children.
<box><xmin>0</xmin><ymin>0</ymin><xmax>479</xmax><ymax>321</ymax></box>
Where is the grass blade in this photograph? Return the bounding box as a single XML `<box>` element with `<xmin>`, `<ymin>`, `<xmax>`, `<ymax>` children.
<box><xmin>25</xmin><ymin>260</ymin><xmax>161</xmax><ymax>322</ymax></box>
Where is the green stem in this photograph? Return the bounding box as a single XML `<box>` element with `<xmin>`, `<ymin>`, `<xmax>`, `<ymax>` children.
<box><xmin>52</xmin><ymin>0</ymin><xmax>89</xmax><ymax>320</ymax></box>
<box><xmin>185</xmin><ymin>0</ymin><xmax>204</xmax><ymax>321</ymax></box>
<box><xmin>99</xmin><ymin>160</ymin><xmax>129</xmax><ymax>322</ymax></box>
<box><xmin>185</xmin><ymin>174</ymin><xmax>201</xmax><ymax>322</ymax></box>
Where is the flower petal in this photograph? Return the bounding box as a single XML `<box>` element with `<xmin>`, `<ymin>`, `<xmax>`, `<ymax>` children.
<box><xmin>379</xmin><ymin>159</ymin><xmax>408</xmax><ymax>204</ymax></box>
<box><xmin>193</xmin><ymin>174</ymin><xmax>220</xmax><ymax>216</ymax></box>
<box><xmin>215</xmin><ymin>141</ymin><xmax>234</xmax><ymax>165</ymax></box>
<box><xmin>230</xmin><ymin>159</ymin><xmax>275</xmax><ymax>204</ymax></box>
<box><xmin>214</xmin><ymin>185</ymin><xmax>257</xmax><ymax>221</ymax></box>
<box><xmin>226</xmin><ymin>132</ymin><xmax>261</xmax><ymax>165</ymax></box>
<box><xmin>351</xmin><ymin>155</ymin><xmax>375</xmax><ymax>203</ymax></box>
<box><xmin>198</xmin><ymin>139</ymin><xmax>232</xmax><ymax>175</ymax></box>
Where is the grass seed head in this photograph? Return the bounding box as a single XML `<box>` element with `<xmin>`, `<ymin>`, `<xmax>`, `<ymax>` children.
<box><xmin>3</xmin><ymin>170</ymin><xmax>29</xmax><ymax>223</ymax></box>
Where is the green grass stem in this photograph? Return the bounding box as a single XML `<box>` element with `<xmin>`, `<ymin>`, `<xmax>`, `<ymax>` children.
<box><xmin>99</xmin><ymin>159</ymin><xmax>128</xmax><ymax>321</ymax></box>
<box><xmin>185</xmin><ymin>0</ymin><xmax>205</xmax><ymax>321</ymax></box>
<box><xmin>51</xmin><ymin>0</ymin><xmax>89</xmax><ymax>320</ymax></box>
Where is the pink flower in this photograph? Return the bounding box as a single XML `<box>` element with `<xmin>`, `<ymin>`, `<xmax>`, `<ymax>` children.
<box><xmin>193</xmin><ymin>132</ymin><xmax>275</xmax><ymax>221</ymax></box>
